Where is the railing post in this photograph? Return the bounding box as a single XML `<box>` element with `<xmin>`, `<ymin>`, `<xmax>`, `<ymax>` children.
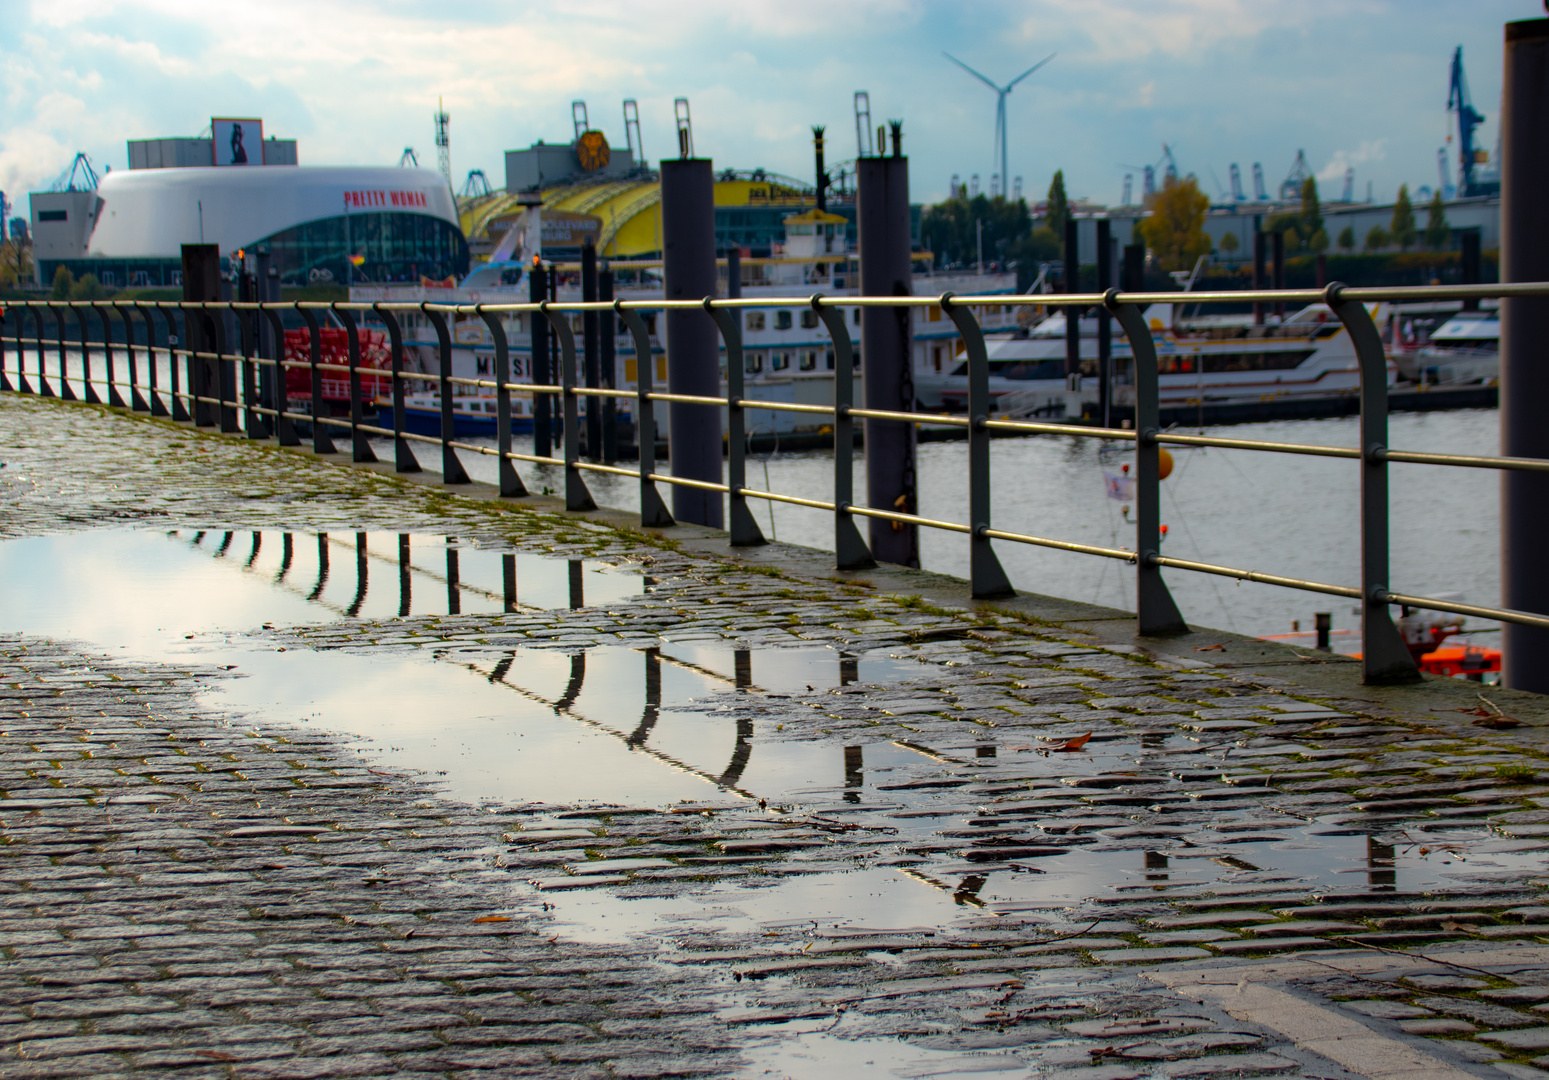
<box><xmin>814</xmin><ymin>298</ymin><xmax>873</xmax><ymax>570</ymax></box>
<box><xmin>99</xmin><ymin>305</ymin><xmax>126</xmax><ymax>408</ymax></box>
<box><xmin>478</xmin><ymin>306</ymin><xmax>526</xmax><ymax>497</ymax></box>
<box><xmin>262</xmin><ymin>307</ymin><xmax>298</xmax><ymax>444</ymax></box>
<box><xmin>51</xmin><ymin>306</ymin><xmax>76</xmax><ymax>401</ymax></box>
<box><xmin>707</xmin><ymin>299</ymin><xmax>765</xmax><ymax>546</ymax></box>
<box><xmin>118</xmin><ymin>307</ymin><xmax>148</xmax><ymax>412</ymax></box>
<box><xmin>530</xmin><ymin>264</ymin><xmax>553</xmax><ymax>459</ymax></box>
<box><xmin>420</xmin><ymin>305</ymin><xmax>470</xmax><ymax>484</ymax></box>
<box><xmin>373</xmin><ymin>306</ymin><xmax>419</xmax><ymax>473</ymax></box>
<box><xmin>333</xmin><ymin>305</ymin><xmax>377</xmax><ymax>463</ymax></box>
<box><xmin>541</xmin><ymin>301</ymin><xmax>597</xmax><ymax>512</ymax></box>
<box><xmin>1328</xmin><ymin>283</ymin><xmax>1421</xmax><ymax>683</ymax></box>
<box><xmin>135</xmin><ymin>306</ymin><xmax>162</xmax><ymax>415</ymax></box>
<box><xmin>75</xmin><ymin>304</ymin><xmax>100</xmax><ymax>404</ymax></box>
<box><xmin>942</xmin><ymin>293</ymin><xmax>1014</xmax><ymax>599</ymax></box>
<box><xmin>0</xmin><ymin>310</ymin><xmax>11</xmax><ymax>393</ymax></box>
<box><xmin>210</xmin><ymin>309</ymin><xmax>239</xmax><ymax>434</ymax></box>
<box><xmin>295</xmin><ymin>307</ymin><xmax>337</xmax><ymax>455</ymax></box>
<box><xmin>161</xmin><ymin>308</ymin><xmax>188</xmax><ymax>421</ymax></box>
<box><xmin>1107</xmin><ymin>291</ymin><xmax>1188</xmax><ymax>635</ymax></box>
<box><xmin>32</xmin><ymin>303</ymin><xmax>50</xmax><ymax>396</ymax></box>
<box><xmin>237</xmin><ymin>278</ymin><xmax>265</xmax><ymax>438</ymax></box>
<box><xmin>9</xmin><ymin>309</ymin><xmax>30</xmax><ymax>395</ymax></box>
<box><xmin>618</xmin><ymin>304</ymin><xmax>674</xmax><ymax>527</ymax></box>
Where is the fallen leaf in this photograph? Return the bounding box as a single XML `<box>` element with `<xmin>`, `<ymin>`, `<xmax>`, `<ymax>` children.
<box><xmin>1193</xmin><ymin>643</ymin><xmax>1226</xmax><ymax>652</ymax></box>
<box><xmin>473</xmin><ymin>916</ymin><xmax>512</xmax><ymax>924</ymax></box>
<box><xmin>1046</xmin><ymin>732</ymin><xmax>1092</xmax><ymax>752</ymax></box>
<box><xmin>1473</xmin><ymin>716</ymin><xmax>1522</xmax><ymax>729</ymax></box>
<box><xmin>193</xmin><ymin>1051</ymin><xmax>238</xmax><ymax>1062</ymax></box>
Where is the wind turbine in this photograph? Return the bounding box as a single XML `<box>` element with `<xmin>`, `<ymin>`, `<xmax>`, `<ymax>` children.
<box><xmin>943</xmin><ymin>51</ymin><xmax>1056</xmax><ymax>200</ymax></box>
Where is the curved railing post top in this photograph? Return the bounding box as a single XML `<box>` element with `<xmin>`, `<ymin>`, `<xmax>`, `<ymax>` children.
<box><xmin>1100</xmin><ymin>286</ymin><xmax>1122</xmax><ymax>310</ymax></box>
<box><xmin>936</xmin><ymin>291</ymin><xmax>958</xmax><ymax>308</ymax></box>
<box><xmin>807</xmin><ymin>293</ymin><xmax>824</xmax><ymax>309</ymax></box>
<box><xmin>1323</xmin><ymin>281</ymin><xmax>1346</xmax><ymax>306</ymax></box>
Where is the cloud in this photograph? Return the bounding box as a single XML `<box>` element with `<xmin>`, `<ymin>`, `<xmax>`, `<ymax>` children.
<box><xmin>1317</xmin><ymin>139</ymin><xmax>1388</xmax><ymax>185</ymax></box>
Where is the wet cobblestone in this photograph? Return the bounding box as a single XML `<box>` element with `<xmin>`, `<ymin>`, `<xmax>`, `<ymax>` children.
<box><xmin>3</xmin><ymin>392</ymin><xmax>1549</xmax><ymax>1078</ymax></box>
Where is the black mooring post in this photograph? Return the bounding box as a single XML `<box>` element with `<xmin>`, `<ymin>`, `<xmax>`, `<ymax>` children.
<box><xmin>1460</xmin><ymin>228</ymin><xmax>1482</xmax><ymax>312</ymax></box>
<box><xmin>600</xmin><ymin>264</ymin><xmax>617</xmax><ymax>463</ymax></box>
<box><xmin>857</xmin><ymin>148</ymin><xmax>917</xmax><ymax>566</ymax></box>
<box><xmin>1500</xmin><ymin>16</ymin><xmax>1549</xmax><ymax>693</ymax></box>
<box><xmin>1063</xmin><ymin>218</ymin><xmax>1081</xmax><ymax>380</ymax></box>
<box><xmin>1096</xmin><ymin>219</ymin><xmax>1112</xmax><ymax>427</ymax></box>
<box><xmin>529</xmin><ymin>263</ymin><xmax>552</xmax><ymax>458</ymax></box>
<box><xmin>581</xmin><ymin>237</ymin><xmax>600</xmax><ymax>459</ymax></box>
<box><xmin>1252</xmin><ymin>228</ymin><xmax>1266</xmax><ymax>325</ymax></box>
<box><xmin>659</xmin><ymin>155</ymin><xmax>723</xmax><ymax>528</ymax></box>
<box><xmin>180</xmin><ymin>244</ymin><xmax>221</xmax><ymax>426</ymax></box>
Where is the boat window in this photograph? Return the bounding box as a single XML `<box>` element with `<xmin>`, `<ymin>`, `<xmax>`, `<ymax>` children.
<box><xmin>746</xmin><ymin>353</ymin><xmax>763</xmax><ymax>373</ymax></box>
<box><xmin>746</xmin><ymin>311</ymin><xmax>766</xmax><ymax>331</ymax></box>
<box><xmin>800</xmin><ymin>350</ymin><xmax>816</xmax><ymax>371</ymax></box>
<box><xmin>800</xmin><ymin>310</ymin><xmax>819</xmax><ymax>329</ymax></box>
<box><xmin>775</xmin><ymin>310</ymin><xmax>793</xmax><ymax>330</ymax></box>
<box><xmin>950</xmin><ymin>359</ymin><xmax>1063</xmax><ymax>380</ymax></box>
<box><xmin>773</xmin><ymin>352</ymin><xmax>790</xmax><ymax>371</ymax></box>
<box><xmin>1160</xmin><ymin>350</ymin><xmax>1316</xmax><ymax>374</ymax></box>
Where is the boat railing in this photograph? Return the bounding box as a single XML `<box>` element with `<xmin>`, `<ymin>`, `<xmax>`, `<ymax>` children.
<box><xmin>1</xmin><ymin>281</ymin><xmax>1544</xmax><ymax>686</ymax></box>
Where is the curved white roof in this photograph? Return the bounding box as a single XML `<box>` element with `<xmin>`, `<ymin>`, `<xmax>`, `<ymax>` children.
<box><xmin>86</xmin><ymin>166</ymin><xmax>459</xmax><ymax>257</ymax></box>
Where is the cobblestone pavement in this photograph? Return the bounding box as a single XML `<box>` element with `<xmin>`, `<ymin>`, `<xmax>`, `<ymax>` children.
<box><xmin>3</xmin><ymin>391</ymin><xmax>1549</xmax><ymax>1080</ymax></box>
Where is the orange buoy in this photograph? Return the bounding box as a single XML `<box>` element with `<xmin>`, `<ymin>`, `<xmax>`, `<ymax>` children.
<box><xmin>1158</xmin><ymin>448</ymin><xmax>1174</xmax><ymax>480</ymax></box>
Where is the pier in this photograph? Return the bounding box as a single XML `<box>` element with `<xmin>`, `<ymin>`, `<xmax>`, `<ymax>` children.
<box><xmin>3</xmin><ymin>276</ymin><xmax>1549</xmax><ymax>1078</ymax></box>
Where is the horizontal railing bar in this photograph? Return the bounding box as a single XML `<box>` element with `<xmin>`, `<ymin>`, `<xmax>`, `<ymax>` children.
<box><xmin>646</xmin><ymin>391</ymin><xmax>728</xmax><ymax>407</ymax></box>
<box><xmin>984</xmin><ymin>418</ymin><xmax>1137</xmax><ymax>439</ymax></box>
<box><xmin>398</xmin><ymin>430</ymin><xmax>442</xmax><ymax>446</ymax></box>
<box><xmin>1153</xmin><ymin>555</ymin><xmax>1363</xmax><ymax>599</ymax></box>
<box><xmin>505</xmin><ymin>450</ymin><xmax>563</xmax><ymax>466</ymax></box>
<box><xmin>739</xmin><ymin>488</ymin><xmax>837</xmax><ymax>511</ymax></box>
<box><xmin>1383</xmin><ymin>591</ymin><xmax>1549</xmax><ymax>630</ymax></box>
<box><xmin>573</xmin><ymin>461</ymin><xmax>640</xmax><ymax>478</ymax></box>
<box><xmin>446</xmin><ymin>439</ymin><xmax>494</xmax><ymax>456</ymax></box>
<box><xmin>315</xmin><ymin>415</ymin><xmax>353</xmax><ymax>431</ymax></box>
<box><xmin>645</xmin><ymin>472</ymin><xmax>729</xmax><ymax>493</ymax></box>
<box><xmin>981</xmin><ymin>527</ymin><xmax>1137</xmax><ymax>561</ymax></box>
<box><xmin>848</xmin><ymin>407</ymin><xmax>971</xmax><ymax>427</ymax></box>
<box><xmin>1382</xmin><ymin>448</ymin><xmax>1549</xmax><ymax>472</ymax></box>
<box><xmin>734</xmin><ymin>399</ymin><xmax>834</xmax><ymax>416</ymax></box>
<box><xmin>354</xmin><ymin>423</ymin><xmax>395</xmax><ymax>438</ymax></box>
<box><xmin>848</xmin><ymin>504</ymin><xmax>972</xmax><ymax>534</ymax></box>
<box><xmin>1157</xmin><ymin>432</ymin><xmax>1361</xmax><ymax>458</ymax></box>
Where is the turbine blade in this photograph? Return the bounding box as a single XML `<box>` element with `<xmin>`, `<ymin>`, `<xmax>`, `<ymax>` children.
<box><xmin>1005</xmin><ymin>53</ymin><xmax>1056</xmax><ymax>91</ymax></box>
<box><xmin>943</xmin><ymin>52</ymin><xmax>1003</xmax><ymax>92</ymax></box>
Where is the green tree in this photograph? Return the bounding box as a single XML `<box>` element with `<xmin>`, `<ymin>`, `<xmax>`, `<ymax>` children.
<box><xmin>1300</xmin><ymin>177</ymin><xmax>1323</xmax><ymax>244</ymax></box>
<box><xmin>1218</xmin><ymin>231</ymin><xmax>1240</xmax><ymax>257</ymax></box>
<box><xmin>1424</xmin><ymin>189</ymin><xmax>1450</xmax><ymax>250</ymax></box>
<box><xmin>1365</xmin><ymin>225</ymin><xmax>1389</xmax><ymax>251</ymax></box>
<box><xmin>920</xmin><ymin>191</ymin><xmax>1034</xmax><ymax>270</ymax></box>
<box><xmin>1390</xmin><ymin>184</ymin><xmax>1417</xmax><ymax>251</ymax></box>
<box><xmin>50</xmin><ymin>265</ymin><xmax>74</xmax><ymax>300</ymax></box>
<box><xmin>1137</xmin><ymin>174</ymin><xmax>1211</xmax><ymax>271</ymax></box>
<box><xmin>1045</xmin><ymin>170</ymin><xmax>1070</xmax><ymax>238</ymax></box>
<box><xmin>1337</xmin><ymin>225</ymin><xmax>1356</xmax><ymax>251</ymax></box>
<box><xmin>0</xmin><ymin>240</ymin><xmax>31</xmax><ymax>287</ymax></box>
<box><xmin>1264</xmin><ymin>210</ymin><xmax>1303</xmax><ymax>249</ymax></box>
<box><xmin>1307</xmin><ymin>227</ymin><xmax>1329</xmax><ymax>253</ymax></box>
<box><xmin>70</xmin><ymin>273</ymin><xmax>106</xmax><ymax>301</ymax></box>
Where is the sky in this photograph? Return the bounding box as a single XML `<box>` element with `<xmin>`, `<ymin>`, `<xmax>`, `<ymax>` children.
<box><xmin>0</xmin><ymin>0</ymin><xmax>1540</xmax><ymax>216</ymax></box>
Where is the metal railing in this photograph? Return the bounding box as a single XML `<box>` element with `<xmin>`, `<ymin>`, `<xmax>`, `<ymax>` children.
<box><xmin>2</xmin><ymin>281</ymin><xmax>1544</xmax><ymax>686</ymax></box>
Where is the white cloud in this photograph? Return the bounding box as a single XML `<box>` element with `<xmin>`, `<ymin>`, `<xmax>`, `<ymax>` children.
<box><xmin>1317</xmin><ymin>139</ymin><xmax>1389</xmax><ymax>185</ymax></box>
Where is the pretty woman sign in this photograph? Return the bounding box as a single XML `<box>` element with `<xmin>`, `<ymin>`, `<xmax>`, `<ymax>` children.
<box><xmin>212</xmin><ymin>118</ymin><xmax>263</xmax><ymax>167</ymax></box>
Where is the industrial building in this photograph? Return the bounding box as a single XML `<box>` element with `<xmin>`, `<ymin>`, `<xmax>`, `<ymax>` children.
<box><xmin>29</xmin><ymin>125</ymin><xmax>466</xmax><ymax>288</ymax></box>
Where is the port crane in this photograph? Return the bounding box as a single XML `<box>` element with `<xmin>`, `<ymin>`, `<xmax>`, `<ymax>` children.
<box><xmin>1448</xmin><ymin>46</ymin><xmax>1498</xmax><ymax>198</ymax></box>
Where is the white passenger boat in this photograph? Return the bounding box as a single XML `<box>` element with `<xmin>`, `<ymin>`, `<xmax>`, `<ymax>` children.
<box><xmin>1410</xmin><ymin>311</ymin><xmax>1498</xmax><ymax>386</ymax></box>
<box><xmin>916</xmin><ymin>303</ymin><xmax>1396</xmax><ymax>415</ymax></box>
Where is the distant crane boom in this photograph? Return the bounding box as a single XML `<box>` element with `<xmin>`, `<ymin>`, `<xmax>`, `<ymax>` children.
<box><xmin>1448</xmin><ymin>46</ymin><xmax>1495</xmax><ymax>197</ymax></box>
<box><xmin>1252</xmin><ymin>162</ymin><xmax>1267</xmax><ymax>201</ymax></box>
<box><xmin>1229</xmin><ymin>163</ymin><xmax>1244</xmax><ymax>201</ymax></box>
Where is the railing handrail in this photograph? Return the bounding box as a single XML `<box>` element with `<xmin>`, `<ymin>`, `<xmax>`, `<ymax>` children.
<box><xmin>2</xmin><ymin>279</ymin><xmax>1541</xmax><ymax>684</ymax></box>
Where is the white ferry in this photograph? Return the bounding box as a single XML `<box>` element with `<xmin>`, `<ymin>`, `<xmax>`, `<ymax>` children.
<box><xmin>917</xmin><ymin>302</ymin><xmax>1396</xmax><ymax>415</ymax></box>
<box><xmin>1410</xmin><ymin>311</ymin><xmax>1498</xmax><ymax>386</ymax></box>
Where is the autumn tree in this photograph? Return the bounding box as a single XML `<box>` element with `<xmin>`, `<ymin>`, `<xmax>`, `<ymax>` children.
<box><xmin>0</xmin><ymin>240</ymin><xmax>31</xmax><ymax>287</ymax></box>
<box><xmin>1390</xmin><ymin>184</ymin><xmax>1417</xmax><ymax>251</ymax></box>
<box><xmin>1137</xmin><ymin>174</ymin><xmax>1210</xmax><ymax>271</ymax></box>
<box><xmin>1219</xmin><ymin>231</ymin><xmax>1240</xmax><ymax>257</ymax></box>
<box><xmin>50</xmin><ymin>266</ymin><xmax>74</xmax><ymax>300</ymax></box>
<box><xmin>1424</xmin><ymin>190</ymin><xmax>1450</xmax><ymax>250</ymax></box>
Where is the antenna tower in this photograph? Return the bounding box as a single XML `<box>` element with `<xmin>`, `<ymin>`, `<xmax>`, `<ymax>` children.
<box><xmin>398</xmin><ymin>148</ymin><xmax>419</xmax><ymax>168</ymax></box>
<box><xmin>434</xmin><ymin>98</ymin><xmax>451</xmax><ymax>185</ymax></box>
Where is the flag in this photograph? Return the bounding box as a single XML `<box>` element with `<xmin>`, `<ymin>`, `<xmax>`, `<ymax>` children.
<box><xmin>1103</xmin><ymin>469</ymin><xmax>1135</xmax><ymax>501</ymax></box>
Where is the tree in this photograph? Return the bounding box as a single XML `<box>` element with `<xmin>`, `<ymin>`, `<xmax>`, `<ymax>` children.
<box><xmin>1137</xmin><ymin>174</ymin><xmax>1211</xmax><ymax>271</ymax></box>
<box><xmin>1365</xmin><ymin>225</ymin><xmax>1389</xmax><ymax>251</ymax></box>
<box><xmin>50</xmin><ymin>265</ymin><xmax>74</xmax><ymax>300</ymax></box>
<box><xmin>920</xmin><ymin>191</ymin><xmax>1033</xmax><ymax>270</ymax></box>
<box><xmin>1307</xmin><ymin>227</ymin><xmax>1329</xmax><ymax>253</ymax></box>
<box><xmin>1299</xmin><ymin>177</ymin><xmax>1323</xmax><ymax>245</ymax></box>
<box><xmin>1337</xmin><ymin>225</ymin><xmax>1356</xmax><ymax>251</ymax></box>
<box><xmin>1390</xmin><ymin>184</ymin><xmax>1417</xmax><ymax>251</ymax></box>
<box><xmin>1045</xmin><ymin>170</ymin><xmax>1069</xmax><ymax>238</ymax></box>
<box><xmin>1219</xmin><ymin>231</ymin><xmax>1240</xmax><ymax>257</ymax></box>
<box><xmin>0</xmin><ymin>240</ymin><xmax>31</xmax><ymax>287</ymax></box>
<box><xmin>70</xmin><ymin>273</ymin><xmax>106</xmax><ymax>301</ymax></box>
<box><xmin>1424</xmin><ymin>189</ymin><xmax>1450</xmax><ymax>250</ymax></box>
